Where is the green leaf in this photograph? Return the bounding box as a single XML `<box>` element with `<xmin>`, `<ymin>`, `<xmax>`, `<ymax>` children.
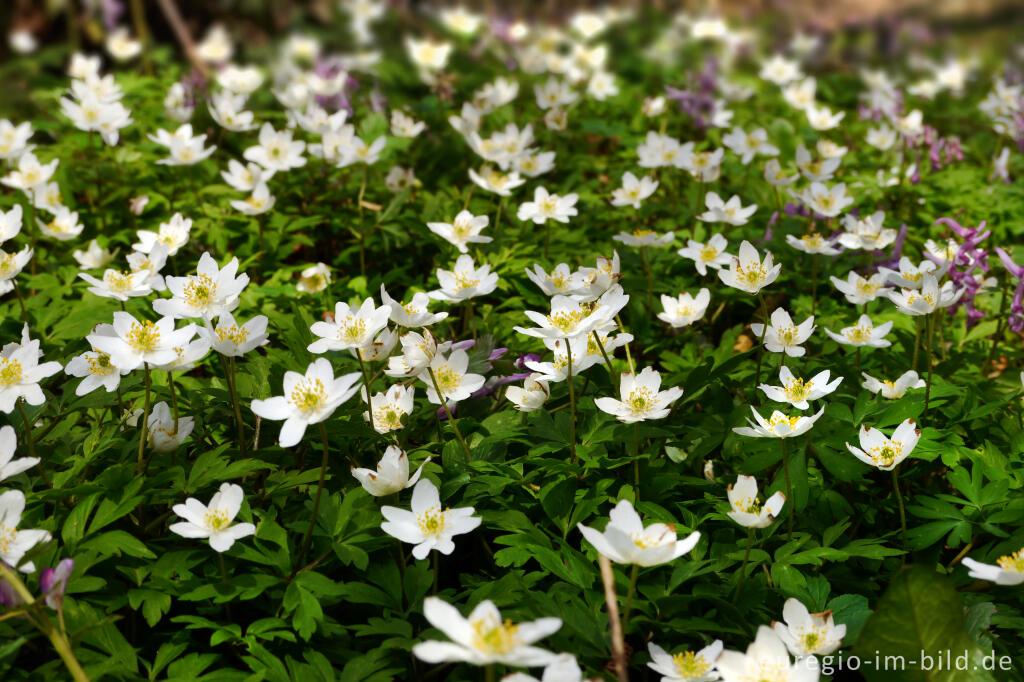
<box><xmin>854</xmin><ymin>566</ymin><xmax>996</xmax><ymax>681</ymax></box>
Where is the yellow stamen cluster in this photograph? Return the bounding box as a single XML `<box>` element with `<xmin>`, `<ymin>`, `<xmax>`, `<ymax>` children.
<box><xmin>0</xmin><ymin>358</ymin><xmax>23</xmax><ymax>386</ymax></box>
<box><xmin>546</xmin><ymin>271</ymin><xmax>569</xmax><ymax>291</ymax></box>
<box><xmin>626</xmin><ymin>387</ymin><xmax>654</xmax><ymax>415</ymax></box>
<box><xmin>417</xmin><ymin>506</ymin><xmax>446</xmax><ymax>537</ymax></box>
<box><xmin>802</xmin><ymin>234</ymin><xmax>825</xmax><ymax>248</ymax></box>
<box><xmin>855</xmin><ymin>278</ymin><xmax>880</xmax><ymax>297</ymax></box>
<box><xmin>844</xmin><ymin>325</ymin><xmax>871</xmax><ymax>343</ymax></box>
<box><xmin>733</xmin><ymin>496</ymin><xmax>763</xmax><ymax>515</ymax></box>
<box><xmin>289</xmin><ymin>378</ymin><xmax>327</xmax><ymax>414</ymax></box>
<box><xmin>0</xmin><ymin>524</ymin><xmax>16</xmax><ymax>554</ymax></box>
<box><xmin>783</xmin><ymin>378</ymin><xmax>813</xmax><ymax>401</ymax></box>
<box><xmin>777</xmin><ymin>325</ymin><xmax>799</xmax><ymax>345</ymax></box>
<box><xmin>127</xmin><ymin>320</ymin><xmax>160</xmax><ymax>352</ymax></box>
<box><xmin>216</xmin><ymin>324</ymin><xmax>250</xmax><ymax>346</ymax></box>
<box><xmin>0</xmin><ymin>251</ymin><xmax>18</xmax><ymax>278</ymax></box>
<box><xmin>204</xmin><ymin>509</ymin><xmax>230</xmax><ymax>531</ymax></box>
<box><xmin>86</xmin><ymin>352</ymin><xmax>114</xmax><ymax>376</ymax></box>
<box><xmin>470</xmin><ymin>615</ymin><xmax>521</xmax><ymax>655</ymax></box>
<box><xmin>735</xmin><ymin>260</ymin><xmax>768</xmax><ymax>287</ymax></box>
<box><xmin>453</xmin><ymin>272</ymin><xmax>480</xmax><ymax>290</ymax></box>
<box><xmin>547</xmin><ymin>307</ymin><xmax>589</xmax><ymax>333</ymax></box>
<box><xmin>996</xmin><ymin>548</ymin><xmax>1024</xmax><ymax>574</ymax></box>
<box><xmin>433</xmin><ymin>366</ymin><xmax>460</xmax><ymax>394</ymax></box>
<box><xmin>373</xmin><ymin>406</ymin><xmax>405</xmax><ymax>431</ymax></box>
<box><xmin>768</xmin><ymin>413</ymin><xmax>802</xmax><ymax>431</ymax></box>
<box><xmin>183</xmin><ymin>274</ymin><xmax>215</xmax><ymax>309</ymax></box>
<box><xmin>103</xmin><ymin>271</ymin><xmax>137</xmax><ymax>293</ymax></box>
<box><xmin>339</xmin><ymin>317</ymin><xmax>367</xmax><ymax>344</ymax></box>
<box><xmin>632</xmin><ymin>229</ymin><xmax>657</xmax><ymax>238</ymax></box>
<box><xmin>868</xmin><ymin>440</ymin><xmax>903</xmax><ymax>466</ymax></box>
<box><xmin>539</xmin><ymin>196</ymin><xmax>559</xmax><ymax>214</ymax></box>
<box><xmin>673</xmin><ymin>651</ymin><xmax>711</xmax><ymax>678</ymax></box>
<box><xmin>800</xmin><ymin>627</ymin><xmax>827</xmax><ymax>652</ymax></box>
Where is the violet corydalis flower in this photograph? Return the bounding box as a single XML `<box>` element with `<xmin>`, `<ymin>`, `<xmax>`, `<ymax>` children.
<box><xmin>39</xmin><ymin>558</ymin><xmax>74</xmax><ymax>610</ymax></box>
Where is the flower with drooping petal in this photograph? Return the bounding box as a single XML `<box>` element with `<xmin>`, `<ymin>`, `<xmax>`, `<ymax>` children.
<box><xmin>824</xmin><ymin>314</ymin><xmax>893</xmax><ymax>348</ymax></box>
<box><xmin>380</xmin><ymin>285</ymin><xmax>448</xmax><ymax>329</ymax></box>
<box><xmin>733</xmin><ymin>406</ymin><xmax>825</xmax><ymax>438</ymax></box>
<box><xmin>0</xmin><ymin>489</ymin><xmax>51</xmax><ymax>572</ymax></box>
<box><xmin>861</xmin><ymin>371</ymin><xmax>925</xmax><ymax>399</ymax></box>
<box><xmin>886</xmin><ymin>274</ymin><xmax>962</xmax><ymax>316</ymax></box>
<box><xmin>229</xmin><ymin>182</ymin><xmax>275</xmax><ymax>215</ymax></box>
<box><xmin>773</xmin><ymin>597</ymin><xmax>846</xmax><ymax>657</ymax></box>
<box><xmin>385</xmin><ymin>329</ymin><xmax>439</xmax><ymax>378</ymax></box>
<box><xmin>613</xmin><ymin>229</ymin><xmax>675</xmax><ymax>248</ymax></box>
<box><xmin>169</xmin><ymin>482</ymin><xmax>256</xmax><ymax>552</ymax></box>
<box><xmin>146</xmin><ymin>401</ymin><xmax>194</xmax><ymax>452</ymax></box>
<box><xmin>308</xmin><ymin>298</ymin><xmax>392</xmax><ymax>354</ymax></box>
<box><xmin>39</xmin><ymin>558</ymin><xmax>74</xmax><ymax>610</ymax></box>
<box><xmin>381</xmin><ymin>479</ymin><xmax>480</xmax><ymax>560</ymax></box>
<box><xmin>353</xmin><ymin>445</ymin><xmax>429</xmax><ymax>497</ymax></box>
<box><xmin>427</xmin><ymin>210</ymin><xmax>492</xmax><ymax>254</ymax></box>
<box><xmin>595</xmin><ymin>367</ymin><xmax>683</xmax><ymax>423</ymax></box>
<box><xmin>846</xmin><ymin>418</ymin><xmax>920</xmax><ymax>471</ymax></box>
<box><xmin>78</xmin><ymin>268</ymin><xmax>152</xmax><ymax>301</ymax></box>
<box><xmin>515</xmin><ymin>286</ymin><xmax>628</xmax><ymax>340</ymax></box>
<box><xmin>715</xmin><ymin>625</ymin><xmax>819</xmax><ymax>682</ymax></box>
<box><xmin>830</xmin><ymin>271</ymin><xmax>888</xmax><ymax>305</ymax></box>
<box><xmin>718</xmin><ymin>241</ymin><xmax>780</xmax><ymax>295</ymax></box>
<box><xmin>678</xmin><ymin>235</ymin><xmax>733</xmax><ymax>276</ymax></box>
<box><xmin>250</xmin><ymin>358</ymin><xmax>361</xmax><ymax>447</ymax></box>
<box><xmin>698</xmin><ymin>192</ymin><xmax>757</xmax><ymax>226</ymax></box>
<box><xmin>412</xmin><ymin>595</ymin><xmax>560</xmax><ymax>667</ymax></box>
<box><xmin>961</xmin><ymin>548</ymin><xmax>1024</xmax><ymax>586</ymax></box>
<box><xmin>364</xmin><ymin>383</ymin><xmax>415</xmax><ymax>434</ymax></box>
<box><xmin>647</xmin><ymin>640</ymin><xmax>724</xmax><ymax>682</ymax></box>
<box><xmin>468</xmin><ymin>165</ymin><xmax>526</xmax><ymax>196</ymax></box>
<box><xmin>878</xmin><ymin>257</ymin><xmax>949</xmax><ymax>290</ymax></box>
<box><xmin>577</xmin><ymin>499</ymin><xmax>699</xmax><ymax>566</ymax></box>
<box><xmin>0</xmin><ymin>425</ymin><xmax>37</xmax><ymax>482</ymax></box>
<box><xmin>506</xmin><ymin>374</ymin><xmax>549</xmax><ymax>412</ymax></box>
<box><xmin>759</xmin><ymin>367</ymin><xmax>842</xmax><ymax>410</ymax></box>
<box><xmin>723</xmin><ymin>126</ymin><xmax>779</xmax><ymax>164</ymax></box>
<box><xmin>72</xmin><ymin>239</ymin><xmax>117</xmax><ymax>270</ymax></box>
<box><xmin>726</xmin><ymin>475</ymin><xmax>785</xmax><ymax>528</ymax></box>
<box><xmin>658</xmin><ymin>289</ymin><xmax>710</xmax><ymax>328</ymax></box>
<box><xmin>785</xmin><ymin>233</ymin><xmax>840</xmax><ymax>256</ymax></box>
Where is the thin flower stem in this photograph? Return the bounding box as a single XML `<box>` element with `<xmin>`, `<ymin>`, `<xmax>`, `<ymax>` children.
<box><xmin>615</xmin><ymin>316</ymin><xmax>635</xmax><ymax>372</ymax></box>
<box><xmin>485</xmin><ymin>664</ymin><xmax>495</xmax><ymax>682</ymax></box>
<box><xmin>810</xmin><ymin>254</ymin><xmax>819</xmax><ymax>318</ymax></box>
<box><xmin>633</xmin><ymin>422</ymin><xmax>640</xmax><ymax>502</ymax></box>
<box><xmin>641</xmin><ymin>245</ymin><xmax>654</xmax><ymax>313</ymax></box>
<box><xmin>754</xmin><ymin>292</ymin><xmax>770</xmax><ymax>390</ymax></box>
<box><xmin>357</xmin><ymin>165</ymin><xmax>368</xmax><ymax>278</ymax></box>
<box><xmin>982</xmin><ymin>276</ymin><xmax>1009</xmax><ymax>374</ymax></box>
<box><xmin>924</xmin><ymin>313</ymin><xmax>935</xmax><ymax>414</ymax></box>
<box><xmin>167</xmin><ymin>370</ymin><xmax>179</xmax><ymax>435</ymax></box>
<box><xmin>493</xmin><ymin>196</ymin><xmax>504</xmax><ymax>240</ymax></box>
<box><xmin>892</xmin><ymin>466</ymin><xmax>907</xmax><ymax>555</ymax></box>
<box><xmin>12</xmin><ymin>280</ymin><xmax>28</xmax><ymax>325</ymax></box>
<box><xmin>221</xmin><ymin>356</ymin><xmax>248</xmax><ymax>458</ymax></box>
<box><xmin>432</xmin><ymin>551</ymin><xmax>440</xmax><ymax>595</ymax></box>
<box><xmin>781</xmin><ymin>438</ymin><xmax>792</xmax><ymax>541</ymax></box>
<box><xmin>912</xmin><ymin>316</ymin><xmax>921</xmax><ymax>372</ymax></box>
<box><xmin>426</xmin><ymin>366</ymin><xmax>472</xmax><ymax>462</ymax></box>
<box><xmin>219</xmin><ymin>553</ymin><xmax>232</xmax><ymax>621</ymax></box>
<box><xmin>591</xmin><ymin>330</ymin><xmax>619</xmax><ymax>387</ymax></box>
<box><xmin>566</xmin><ymin>341</ymin><xmax>577</xmax><ymax>464</ymax></box>
<box><xmin>136</xmin><ymin>363</ymin><xmax>152</xmax><ymax>474</ymax></box>
<box><xmin>732</xmin><ymin>528</ymin><xmax>755</xmax><ymax>604</ymax></box>
<box><xmin>621</xmin><ymin>563</ymin><xmax>640</xmax><ymax>632</ymax></box>
<box><xmin>293</xmin><ymin>422</ymin><xmax>331</xmax><ymax>575</ymax></box>
<box><xmin>16</xmin><ymin>401</ymin><xmax>50</xmax><ymax>487</ymax></box>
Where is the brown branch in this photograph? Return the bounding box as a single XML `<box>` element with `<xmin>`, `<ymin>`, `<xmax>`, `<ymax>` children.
<box><xmin>155</xmin><ymin>0</ymin><xmax>209</xmax><ymax>78</ymax></box>
<box><xmin>598</xmin><ymin>555</ymin><xmax>629</xmax><ymax>682</ymax></box>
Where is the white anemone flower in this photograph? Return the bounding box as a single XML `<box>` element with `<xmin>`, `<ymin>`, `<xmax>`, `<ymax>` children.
<box><xmin>381</xmin><ymin>479</ymin><xmax>480</xmax><ymax>560</ymax></box>
<box><xmin>647</xmin><ymin>640</ymin><xmax>724</xmax><ymax>682</ymax></box>
<box><xmin>577</xmin><ymin>499</ymin><xmax>700</xmax><ymax>566</ymax></box>
<box><xmin>773</xmin><ymin>597</ymin><xmax>846</xmax><ymax>657</ymax></box>
<box><xmin>169</xmin><ymin>482</ymin><xmax>256</xmax><ymax>552</ymax></box>
<box><xmin>759</xmin><ymin>367</ymin><xmax>842</xmax><ymax>410</ymax></box>
<box><xmin>595</xmin><ymin>367</ymin><xmax>683</xmax><ymax>423</ymax></box>
<box><xmin>352</xmin><ymin>445</ymin><xmax>429</xmax><ymax>496</ymax></box>
<box><xmin>733</xmin><ymin>406</ymin><xmax>825</xmax><ymax>438</ymax></box>
<box><xmin>846</xmin><ymin>418</ymin><xmax>920</xmax><ymax>471</ymax></box>
<box><xmin>726</xmin><ymin>475</ymin><xmax>785</xmax><ymax>528</ymax></box>
<box><xmin>861</xmin><ymin>371</ymin><xmax>925</xmax><ymax>399</ymax></box>
<box><xmin>412</xmin><ymin>596</ymin><xmax>560</xmax><ymax>667</ymax></box>
<box><xmin>250</xmin><ymin>359</ymin><xmax>361</xmax><ymax>447</ymax></box>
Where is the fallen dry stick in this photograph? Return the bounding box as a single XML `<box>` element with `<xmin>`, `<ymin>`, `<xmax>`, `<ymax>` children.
<box><xmin>598</xmin><ymin>555</ymin><xmax>629</xmax><ymax>682</ymax></box>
